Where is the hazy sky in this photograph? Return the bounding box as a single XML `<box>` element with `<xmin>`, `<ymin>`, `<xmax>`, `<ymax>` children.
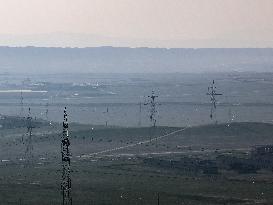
<box><xmin>0</xmin><ymin>0</ymin><xmax>273</xmax><ymax>47</ymax></box>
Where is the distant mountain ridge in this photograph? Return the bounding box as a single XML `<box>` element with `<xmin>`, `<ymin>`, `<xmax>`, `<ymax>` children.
<box><xmin>0</xmin><ymin>47</ymin><xmax>272</xmax><ymax>73</ymax></box>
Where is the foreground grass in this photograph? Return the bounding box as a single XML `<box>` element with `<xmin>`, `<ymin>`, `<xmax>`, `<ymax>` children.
<box><xmin>1</xmin><ymin>122</ymin><xmax>273</xmax><ymax>204</ymax></box>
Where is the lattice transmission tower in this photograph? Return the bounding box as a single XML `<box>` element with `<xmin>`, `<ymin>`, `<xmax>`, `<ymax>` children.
<box><xmin>20</xmin><ymin>91</ymin><xmax>24</xmax><ymax>117</ymax></box>
<box><xmin>45</xmin><ymin>103</ymin><xmax>49</xmax><ymax>121</ymax></box>
<box><xmin>206</xmin><ymin>80</ymin><xmax>222</xmax><ymax>120</ymax></box>
<box><xmin>144</xmin><ymin>91</ymin><xmax>159</xmax><ymax>127</ymax></box>
<box><xmin>61</xmin><ymin>107</ymin><xmax>72</xmax><ymax>205</ymax></box>
<box><xmin>138</xmin><ymin>102</ymin><xmax>142</xmax><ymax>127</ymax></box>
<box><xmin>25</xmin><ymin>107</ymin><xmax>34</xmax><ymax>166</ymax></box>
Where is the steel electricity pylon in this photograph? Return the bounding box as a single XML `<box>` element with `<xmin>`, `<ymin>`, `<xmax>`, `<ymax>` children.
<box><xmin>206</xmin><ymin>80</ymin><xmax>222</xmax><ymax>120</ymax></box>
<box><xmin>45</xmin><ymin>103</ymin><xmax>49</xmax><ymax>121</ymax></box>
<box><xmin>20</xmin><ymin>91</ymin><xmax>24</xmax><ymax>117</ymax></box>
<box><xmin>25</xmin><ymin>107</ymin><xmax>34</xmax><ymax>166</ymax></box>
<box><xmin>138</xmin><ymin>102</ymin><xmax>142</xmax><ymax>127</ymax></box>
<box><xmin>103</xmin><ymin>107</ymin><xmax>109</xmax><ymax>127</ymax></box>
<box><xmin>144</xmin><ymin>91</ymin><xmax>159</xmax><ymax>127</ymax></box>
<box><xmin>61</xmin><ymin>107</ymin><xmax>72</xmax><ymax>205</ymax></box>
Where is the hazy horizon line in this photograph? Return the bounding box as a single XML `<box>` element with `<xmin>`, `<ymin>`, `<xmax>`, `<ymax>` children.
<box><xmin>1</xmin><ymin>45</ymin><xmax>273</xmax><ymax>49</ymax></box>
<box><xmin>1</xmin><ymin>71</ymin><xmax>272</xmax><ymax>75</ymax></box>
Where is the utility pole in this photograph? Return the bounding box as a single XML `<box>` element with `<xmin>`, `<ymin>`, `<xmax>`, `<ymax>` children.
<box><xmin>206</xmin><ymin>80</ymin><xmax>222</xmax><ymax>121</ymax></box>
<box><xmin>61</xmin><ymin>107</ymin><xmax>72</xmax><ymax>205</ymax></box>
